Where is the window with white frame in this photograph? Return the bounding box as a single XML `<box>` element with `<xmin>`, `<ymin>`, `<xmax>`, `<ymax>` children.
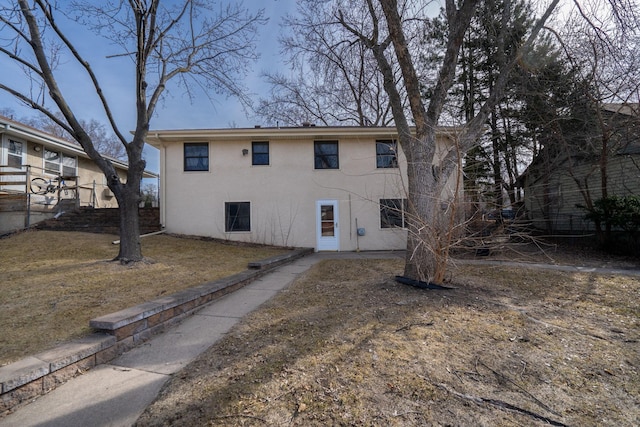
<box><xmin>8</xmin><ymin>140</ymin><xmax>23</xmax><ymax>168</ymax></box>
<box><xmin>44</xmin><ymin>148</ymin><xmax>77</xmax><ymax>176</ymax></box>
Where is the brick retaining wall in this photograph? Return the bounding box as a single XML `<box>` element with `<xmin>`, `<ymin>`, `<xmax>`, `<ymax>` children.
<box><xmin>33</xmin><ymin>207</ymin><xmax>160</xmax><ymax>234</ymax></box>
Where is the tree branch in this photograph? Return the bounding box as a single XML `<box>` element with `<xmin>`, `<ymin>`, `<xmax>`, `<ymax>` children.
<box><xmin>33</xmin><ymin>0</ymin><xmax>129</xmax><ymax>147</ymax></box>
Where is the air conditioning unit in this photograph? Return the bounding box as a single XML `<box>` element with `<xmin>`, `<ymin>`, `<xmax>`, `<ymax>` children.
<box><xmin>103</xmin><ymin>188</ymin><xmax>114</xmax><ymax>198</ymax></box>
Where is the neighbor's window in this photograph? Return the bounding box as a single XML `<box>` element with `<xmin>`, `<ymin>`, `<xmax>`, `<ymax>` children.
<box><xmin>8</xmin><ymin>140</ymin><xmax>23</xmax><ymax>168</ymax></box>
<box><xmin>252</xmin><ymin>141</ymin><xmax>269</xmax><ymax>165</ymax></box>
<box><xmin>376</xmin><ymin>140</ymin><xmax>398</xmax><ymax>168</ymax></box>
<box><xmin>44</xmin><ymin>148</ymin><xmax>77</xmax><ymax>176</ymax></box>
<box><xmin>380</xmin><ymin>198</ymin><xmax>408</xmax><ymax>228</ymax></box>
<box><xmin>225</xmin><ymin>202</ymin><xmax>251</xmax><ymax>232</ymax></box>
<box><xmin>314</xmin><ymin>140</ymin><xmax>339</xmax><ymax>169</ymax></box>
<box><xmin>184</xmin><ymin>142</ymin><xmax>209</xmax><ymax>171</ymax></box>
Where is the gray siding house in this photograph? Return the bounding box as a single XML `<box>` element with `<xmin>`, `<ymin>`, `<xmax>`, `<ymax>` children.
<box><xmin>519</xmin><ymin>103</ymin><xmax>640</xmax><ymax>233</ymax></box>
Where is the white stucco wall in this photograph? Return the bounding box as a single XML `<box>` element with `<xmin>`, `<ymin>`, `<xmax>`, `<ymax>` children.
<box><xmin>152</xmin><ymin>127</ymin><xmax>459</xmax><ymax>251</ymax></box>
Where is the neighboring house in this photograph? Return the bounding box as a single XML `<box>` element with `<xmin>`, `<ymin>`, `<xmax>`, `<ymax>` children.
<box><xmin>519</xmin><ymin>103</ymin><xmax>640</xmax><ymax>233</ymax></box>
<box><xmin>0</xmin><ymin>115</ymin><xmax>154</xmax><ymax>234</ymax></box>
<box><xmin>146</xmin><ymin>125</ymin><xmax>460</xmax><ymax>251</ymax></box>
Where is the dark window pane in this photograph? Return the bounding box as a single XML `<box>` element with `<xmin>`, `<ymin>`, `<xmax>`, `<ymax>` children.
<box><xmin>9</xmin><ymin>140</ymin><xmax>22</xmax><ymax>155</ymax></box>
<box><xmin>8</xmin><ymin>155</ymin><xmax>21</xmax><ymax>168</ymax></box>
<box><xmin>252</xmin><ymin>141</ymin><xmax>269</xmax><ymax>165</ymax></box>
<box><xmin>380</xmin><ymin>198</ymin><xmax>407</xmax><ymax>228</ymax></box>
<box><xmin>376</xmin><ymin>140</ymin><xmax>398</xmax><ymax>168</ymax></box>
<box><xmin>184</xmin><ymin>143</ymin><xmax>209</xmax><ymax>171</ymax></box>
<box><xmin>225</xmin><ymin>202</ymin><xmax>251</xmax><ymax>232</ymax></box>
<box><xmin>314</xmin><ymin>141</ymin><xmax>339</xmax><ymax>169</ymax></box>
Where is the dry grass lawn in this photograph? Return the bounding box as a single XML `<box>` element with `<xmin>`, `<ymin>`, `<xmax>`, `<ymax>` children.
<box><xmin>2</xmin><ymin>229</ymin><xmax>638</xmax><ymax>425</ymax></box>
<box><xmin>135</xmin><ymin>258</ymin><xmax>639</xmax><ymax>426</ymax></box>
<box><xmin>0</xmin><ymin>230</ymin><xmax>289</xmax><ymax>366</ymax></box>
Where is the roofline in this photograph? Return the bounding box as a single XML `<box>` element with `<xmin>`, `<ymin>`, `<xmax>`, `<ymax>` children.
<box><xmin>0</xmin><ymin>115</ymin><xmax>156</xmax><ymax>178</ymax></box>
<box><xmin>601</xmin><ymin>103</ymin><xmax>639</xmax><ymax>117</ymax></box>
<box><xmin>145</xmin><ymin>125</ymin><xmax>462</xmax><ymax>146</ymax></box>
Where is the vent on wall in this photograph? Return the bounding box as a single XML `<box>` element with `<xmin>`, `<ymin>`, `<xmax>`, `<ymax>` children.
<box><xmin>103</xmin><ymin>188</ymin><xmax>113</xmax><ymax>198</ymax></box>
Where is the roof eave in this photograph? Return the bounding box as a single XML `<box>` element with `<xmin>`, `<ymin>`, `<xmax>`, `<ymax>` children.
<box><xmin>145</xmin><ymin>125</ymin><xmax>462</xmax><ymax>147</ymax></box>
<box><xmin>0</xmin><ymin>116</ymin><xmax>145</xmax><ymax>173</ymax></box>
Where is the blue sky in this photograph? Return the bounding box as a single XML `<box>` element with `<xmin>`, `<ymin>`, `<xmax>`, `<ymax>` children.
<box><xmin>0</xmin><ymin>0</ymin><xmax>297</xmax><ymax>172</ymax></box>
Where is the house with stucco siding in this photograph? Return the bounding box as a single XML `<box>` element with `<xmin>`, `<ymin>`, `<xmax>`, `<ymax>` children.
<box><xmin>146</xmin><ymin>126</ymin><xmax>460</xmax><ymax>251</ymax></box>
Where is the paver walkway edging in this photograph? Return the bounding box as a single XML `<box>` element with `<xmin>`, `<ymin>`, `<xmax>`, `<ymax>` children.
<box><xmin>0</xmin><ymin>247</ymin><xmax>313</xmax><ymax>416</ymax></box>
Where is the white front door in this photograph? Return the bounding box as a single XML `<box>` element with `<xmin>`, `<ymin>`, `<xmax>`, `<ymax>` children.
<box><xmin>316</xmin><ymin>200</ymin><xmax>339</xmax><ymax>251</ymax></box>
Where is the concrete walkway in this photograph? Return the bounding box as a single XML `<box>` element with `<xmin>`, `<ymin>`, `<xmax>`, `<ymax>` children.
<box><xmin>0</xmin><ymin>251</ymin><xmax>403</xmax><ymax>427</ymax></box>
<box><xmin>456</xmin><ymin>258</ymin><xmax>640</xmax><ymax>277</ymax></box>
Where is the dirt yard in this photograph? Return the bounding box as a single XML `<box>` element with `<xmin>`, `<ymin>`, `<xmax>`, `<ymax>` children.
<box><xmin>135</xmin><ymin>254</ymin><xmax>639</xmax><ymax>426</ymax></box>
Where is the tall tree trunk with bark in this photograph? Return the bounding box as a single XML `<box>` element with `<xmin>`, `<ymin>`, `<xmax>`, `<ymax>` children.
<box><xmin>114</xmin><ymin>140</ymin><xmax>146</xmax><ymax>262</ymax></box>
<box><xmin>374</xmin><ymin>0</ymin><xmax>558</xmax><ymax>283</ymax></box>
<box><xmin>378</xmin><ymin>0</ymin><xmax>478</xmax><ymax>283</ymax></box>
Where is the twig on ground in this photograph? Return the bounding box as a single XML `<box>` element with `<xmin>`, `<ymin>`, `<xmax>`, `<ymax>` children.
<box><xmin>520</xmin><ymin>360</ymin><xmax>527</xmax><ymax>379</ymax></box>
<box><xmin>435</xmin><ymin>382</ymin><xmax>568</xmax><ymax>427</ymax></box>
<box><xmin>212</xmin><ymin>414</ymin><xmax>267</xmax><ymax>423</ymax></box>
<box><xmin>395</xmin><ymin>321</ymin><xmax>434</xmax><ymax>332</ymax></box>
<box><xmin>477</xmin><ymin>359</ymin><xmax>560</xmax><ymax>417</ymax></box>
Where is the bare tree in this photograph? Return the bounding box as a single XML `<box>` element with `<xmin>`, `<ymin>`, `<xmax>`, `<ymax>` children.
<box><xmin>328</xmin><ymin>0</ymin><xmax>555</xmax><ymax>282</ymax></box>
<box><xmin>330</xmin><ymin>0</ymin><xmax>640</xmax><ymax>283</ymax></box>
<box><xmin>523</xmin><ymin>6</ymin><xmax>640</xmax><ymax>239</ymax></box>
<box><xmin>0</xmin><ymin>0</ymin><xmax>265</xmax><ymax>263</ymax></box>
<box><xmin>256</xmin><ymin>0</ymin><xmax>396</xmax><ymax>126</ymax></box>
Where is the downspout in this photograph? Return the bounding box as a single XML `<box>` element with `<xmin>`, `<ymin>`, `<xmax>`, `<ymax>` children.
<box><xmin>158</xmin><ymin>134</ymin><xmax>167</xmax><ymax>230</ymax></box>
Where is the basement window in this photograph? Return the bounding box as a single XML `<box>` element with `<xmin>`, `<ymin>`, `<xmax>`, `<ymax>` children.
<box><xmin>380</xmin><ymin>198</ymin><xmax>408</xmax><ymax>228</ymax></box>
<box><xmin>225</xmin><ymin>202</ymin><xmax>251</xmax><ymax>232</ymax></box>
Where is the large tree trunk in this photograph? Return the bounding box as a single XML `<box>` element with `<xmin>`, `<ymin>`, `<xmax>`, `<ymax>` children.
<box><xmin>113</xmin><ymin>139</ymin><xmax>146</xmax><ymax>263</ymax></box>
<box><xmin>404</xmin><ymin>161</ymin><xmax>448</xmax><ymax>284</ymax></box>
<box><xmin>115</xmin><ymin>186</ymin><xmax>143</xmax><ymax>263</ymax></box>
<box><xmin>377</xmin><ymin>0</ymin><xmax>476</xmax><ymax>284</ymax></box>
<box><xmin>404</xmin><ymin>147</ymin><xmax>435</xmax><ymax>282</ymax></box>
<box><xmin>401</xmin><ymin>129</ymin><xmax>458</xmax><ymax>284</ymax></box>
